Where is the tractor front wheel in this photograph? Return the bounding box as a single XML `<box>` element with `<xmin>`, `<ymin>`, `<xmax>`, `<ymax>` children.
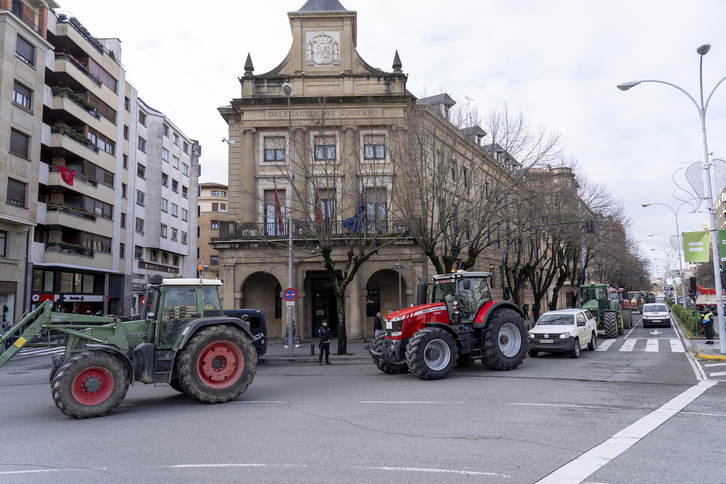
<box><xmin>405</xmin><ymin>327</ymin><xmax>457</xmax><ymax>380</ymax></box>
<box><xmin>177</xmin><ymin>326</ymin><xmax>256</xmax><ymax>403</ymax></box>
<box><xmin>371</xmin><ymin>332</ymin><xmax>408</xmax><ymax>374</ymax></box>
<box><xmin>603</xmin><ymin>311</ymin><xmax>618</xmax><ymax>338</ymax></box>
<box><xmin>481</xmin><ymin>308</ymin><xmax>527</xmax><ymax>370</ymax></box>
<box><xmin>51</xmin><ymin>351</ymin><xmax>129</xmax><ymax>419</ymax></box>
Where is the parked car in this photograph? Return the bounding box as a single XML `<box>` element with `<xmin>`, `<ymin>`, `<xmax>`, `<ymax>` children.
<box><xmin>641</xmin><ymin>303</ymin><xmax>670</xmax><ymax>328</ymax></box>
<box><xmin>223</xmin><ymin>309</ymin><xmax>268</xmax><ymax>357</ymax></box>
<box><xmin>527</xmin><ymin>308</ymin><xmax>598</xmax><ymax>358</ymax></box>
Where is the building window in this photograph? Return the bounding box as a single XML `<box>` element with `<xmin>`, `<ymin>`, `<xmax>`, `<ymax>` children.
<box><xmin>15</xmin><ymin>34</ymin><xmax>34</xmax><ymax>66</ymax></box>
<box><xmin>171</xmin><ymin>228</ymin><xmax>178</xmax><ymax>241</ymax></box>
<box><xmin>462</xmin><ymin>167</ymin><xmax>469</xmax><ymax>189</ymax></box>
<box><xmin>219</xmin><ymin>203</ymin><xmax>227</xmax><ymax>212</ymax></box>
<box><xmin>136</xmin><ymin>190</ymin><xmax>145</xmax><ymax>206</ymax></box>
<box><xmin>363</xmin><ymin>135</ymin><xmax>385</xmax><ymax>160</ymax></box>
<box><xmin>137</xmin><ymin>164</ymin><xmax>146</xmax><ymax>179</ymax></box>
<box><xmin>181</xmin><ymin>231</ymin><xmax>188</xmax><ymax>244</ymax></box>
<box><xmin>171</xmin><ymin>203</ymin><xmax>178</xmax><ymax>217</ymax></box>
<box><xmin>366</xmin><ymin>280</ymin><xmax>381</xmax><ymax>317</ymax></box>
<box><xmin>182</xmin><ymin>164</ymin><xmax>189</xmax><ymax>176</ymax></box>
<box><xmin>264</xmin><ymin>189</ymin><xmax>286</xmax><ymax>236</ymax></box>
<box><xmin>173</xmin><ymin>255</ymin><xmax>179</xmax><ymax>266</ymax></box>
<box><xmin>139</xmin><ymin>111</ymin><xmax>147</xmax><ymax>126</ymax></box>
<box><xmin>172</xmin><ymin>156</ymin><xmax>179</xmax><ymax>169</ymax></box>
<box><xmin>122</xmin><ymin>183</ymin><xmax>127</xmax><ymax>198</ymax></box>
<box><xmin>365</xmin><ymin>188</ymin><xmax>387</xmax><ymax>232</ymax></box>
<box><xmin>120</xmin><ymin>212</ymin><xmax>126</xmax><ymax>228</ymax></box>
<box><xmin>125</xmin><ymin>97</ymin><xmax>130</xmax><ymax>111</ymax></box>
<box><xmin>6</xmin><ymin>178</ymin><xmax>26</xmax><ymax>207</ymax></box>
<box><xmin>123</xmin><ymin>125</ymin><xmax>129</xmax><ymax>140</ymax></box>
<box><xmin>182</xmin><ymin>186</ymin><xmax>188</xmax><ymax>199</ymax></box>
<box><xmin>0</xmin><ymin>230</ymin><xmax>6</xmax><ymax>257</ymax></box>
<box><xmin>134</xmin><ymin>245</ymin><xmax>143</xmax><ymax>259</ymax></box>
<box><xmin>162</xmin><ymin>148</ymin><xmax>169</xmax><ymax>162</ymax></box>
<box><xmin>172</xmin><ymin>180</ymin><xmax>178</xmax><ymax>193</ymax></box>
<box><xmin>10</xmin><ymin>128</ymin><xmax>29</xmax><ymax>158</ymax></box>
<box><xmin>314</xmin><ymin>136</ymin><xmax>336</xmax><ymax>161</ymax></box>
<box><xmin>119</xmin><ymin>243</ymin><xmax>125</xmax><ymax>259</ymax></box>
<box><xmin>161</xmin><ymin>198</ymin><xmax>168</xmax><ymax>212</ymax></box>
<box><xmin>210</xmin><ymin>256</ymin><xmax>219</xmax><ymax>265</ymax></box>
<box><xmin>182</xmin><ymin>208</ymin><xmax>188</xmax><ymax>221</ymax></box>
<box><xmin>138</xmin><ymin>137</ymin><xmax>146</xmax><ymax>153</ymax></box>
<box><xmin>135</xmin><ymin>217</ymin><xmax>144</xmax><ymax>234</ymax></box>
<box><xmin>123</xmin><ymin>155</ymin><xmax>128</xmax><ymax>169</ymax></box>
<box><xmin>211</xmin><ymin>220</ymin><xmax>219</xmax><ymax>230</ymax></box>
<box><xmin>162</xmin><ymin>173</ymin><xmax>168</xmax><ymax>187</ymax></box>
<box><xmin>160</xmin><ymin>224</ymin><xmax>167</xmax><ymax>238</ymax></box>
<box><xmin>173</xmin><ymin>133</ymin><xmax>180</xmax><ymax>146</ymax></box>
<box><xmin>264</xmin><ymin>136</ymin><xmax>286</xmax><ymax>161</ymax></box>
<box><xmin>183</xmin><ymin>141</ymin><xmax>189</xmax><ymax>153</ymax></box>
<box><xmin>12</xmin><ymin>81</ymin><xmax>31</xmax><ymax>110</ymax></box>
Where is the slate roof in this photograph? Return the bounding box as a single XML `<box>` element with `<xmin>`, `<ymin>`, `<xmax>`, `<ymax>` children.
<box><xmin>296</xmin><ymin>0</ymin><xmax>350</xmax><ymax>12</ymax></box>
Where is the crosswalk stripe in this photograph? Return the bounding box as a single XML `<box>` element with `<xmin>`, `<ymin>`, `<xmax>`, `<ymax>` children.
<box><xmin>645</xmin><ymin>339</ymin><xmax>659</xmax><ymax>352</ymax></box>
<box><xmin>596</xmin><ymin>339</ymin><xmax>616</xmax><ymax>351</ymax></box>
<box><xmin>619</xmin><ymin>339</ymin><xmax>637</xmax><ymax>352</ymax></box>
<box><xmin>669</xmin><ymin>339</ymin><xmax>685</xmax><ymax>353</ymax></box>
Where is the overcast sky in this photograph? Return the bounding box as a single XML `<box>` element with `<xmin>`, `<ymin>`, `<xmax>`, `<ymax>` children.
<box><xmin>57</xmin><ymin>0</ymin><xmax>726</xmax><ymax>278</ymax></box>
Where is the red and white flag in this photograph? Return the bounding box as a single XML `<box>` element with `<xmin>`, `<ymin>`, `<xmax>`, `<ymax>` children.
<box><xmin>58</xmin><ymin>166</ymin><xmax>75</xmax><ymax>186</ymax></box>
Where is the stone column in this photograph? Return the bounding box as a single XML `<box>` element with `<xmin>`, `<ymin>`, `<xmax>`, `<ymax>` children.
<box><xmin>348</xmin><ymin>273</ymin><xmax>363</xmax><ymax>339</ymax></box>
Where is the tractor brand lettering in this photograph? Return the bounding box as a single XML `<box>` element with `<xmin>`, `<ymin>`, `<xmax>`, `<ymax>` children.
<box><xmin>413</xmin><ymin>305</ymin><xmax>446</xmax><ymax>317</ymax></box>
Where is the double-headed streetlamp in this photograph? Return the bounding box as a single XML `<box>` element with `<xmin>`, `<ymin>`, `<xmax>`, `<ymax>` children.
<box><xmin>642</xmin><ymin>202</ymin><xmax>688</xmax><ymax>308</ymax></box>
<box><xmin>619</xmin><ymin>44</ymin><xmax>726</xmax><ymax>354</ymax></box>
<box><xmin>282</xmin><ymin>83</ymin><xmax>294</xmax><ymax>356</ymax></box>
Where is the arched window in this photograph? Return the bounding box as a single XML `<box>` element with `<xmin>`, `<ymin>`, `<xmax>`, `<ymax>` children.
<box><xmin>366</xmin><ymin>280</ymin><xmax>380</xmax><ymax>317</ymax></box>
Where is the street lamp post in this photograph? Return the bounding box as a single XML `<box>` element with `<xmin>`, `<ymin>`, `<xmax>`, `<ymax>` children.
<box><xmin>282</xmin><ymin>83</ymin><xmax>294</xmax><ymax>356</ymax></box>
<box><xmin>393</xmin><ymin>257</ymin><xmax>403</xmax><ymax>309</ymax></box>
<box><xmin>643</xmin><ymin>203</ymin><xmax>688</xmax><ymax>308</ymax></box>
<box><xmin>619</xmin><ymin>44</ymin><xmax>726</xmax><ymax>354</ymax></box>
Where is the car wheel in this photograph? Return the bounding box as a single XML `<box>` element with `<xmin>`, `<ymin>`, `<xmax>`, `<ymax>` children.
<box><xmin>569</xmin><ymin>338</ymin><xmax>581</xmax><ymax>358</ymax></box>
<box><xmin>587</xmin><ymin>332</ymin><xmax>597</xmax><ymax>351</ymax></box>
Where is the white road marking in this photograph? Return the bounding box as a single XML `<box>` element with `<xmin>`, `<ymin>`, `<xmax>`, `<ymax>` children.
<box><xmin>619</xmin><ymin>339</ymin><xmax>637</xmax><ymax>352</ymax></box>
<box><xmin>595</xmin><ymin>339</ymin><xmax>616</xmax><ymax>351</ymax></box>
<box><xmin>669</xmin><ymin>339</ymin><xmax>685</xmax><ymax>353</ymax></box>
<box><xmin>704</xmin><ymin>362</ymin><xmax>726</xmax><ymax>367</ymax></box>
<box><xmin>360</xmin><ymin>401</ymin><xmax>464</xmax><ymax>404</ymax></box>
<box><xmin>645</xmin><ymin>339</ymin><xmax>659</xmax><ymax>352</ymax></box>
<box><xmin>710</xmin><ymin>372</ymin><xmax>726</xmax><ymax>377</ymax></box>
<box><xmin>536</xmin><ymin>380</ymin><xmax>718</xmax><ymax>484</ymax></box>
<box><xmin>511</xmin><ymin>403</ymin><xmax>600</xmax><ymax>410</ymax></box>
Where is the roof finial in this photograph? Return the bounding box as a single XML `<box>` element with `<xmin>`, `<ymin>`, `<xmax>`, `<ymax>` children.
<box><xmin>244</xmin><ymin>53</ymin><xmax>254</xmax><ymax>77</ymax></box>
<box><xmin>392</xmin><ymin>50</ymin><xmax>402</xmax><ymax>73</ymax></box>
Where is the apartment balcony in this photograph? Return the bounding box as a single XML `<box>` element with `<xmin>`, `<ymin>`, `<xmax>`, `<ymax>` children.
<box><xmin>47</xmin><ymin>166</ymin><xmax>116</xmax><ymax>206</ymax></box>
<box><xmin>218</xmin><ymin>219</ymin><xmax>410</xmax><ymax>243</ymax></box>
<box><xmin>38</xmin><ymin>242</ymin><xmax>114</xmax><ymax>271</ymax></box>
<box><xmin>50</xmin><ymin>127</ymin><xmax>100</xmax><ymax>164</ymax></box>
<box><xmin>45</xmin><ymin>203</ymin><xmax>113</xmax><ymax>237</ymax></box>
<box><xmin>56</xmin><ymin>16</ymin><xmax>105</xmax><ymax>55</ymax></box>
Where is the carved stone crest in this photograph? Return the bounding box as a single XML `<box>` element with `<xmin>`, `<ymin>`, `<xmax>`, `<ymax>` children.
<box><xmin>306</xmin><ymin>31</ymin><xmax>341</xmax><ymax>66</ymax></box>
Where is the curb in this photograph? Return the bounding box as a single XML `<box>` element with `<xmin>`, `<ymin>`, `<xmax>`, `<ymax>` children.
<box><xmin>693</xmin><ymin>350</ymin><xmax>726</xmax><ymax>361</ymax></box>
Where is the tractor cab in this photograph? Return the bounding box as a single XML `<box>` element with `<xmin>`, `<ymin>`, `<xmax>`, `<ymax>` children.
<box><xmin>428</xmin><ymin>272</ymin><xmax>493</xmax><ymax>325</ymax></box>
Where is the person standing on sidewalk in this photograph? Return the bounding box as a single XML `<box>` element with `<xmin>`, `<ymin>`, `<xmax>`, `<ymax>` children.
<box><xmin>374</xmin><ymin>312</ymin><xmax>383</xmax><ymax>337</ymax></box>
<box><xmin>318</xmin><ymin>320</ymin><xmax>332</xmax><ymax>365</ymax></box>
<box><xmin>701</xmin><ymin>308</ymin><xmax>715</xmax><ymax>345</ymax></box>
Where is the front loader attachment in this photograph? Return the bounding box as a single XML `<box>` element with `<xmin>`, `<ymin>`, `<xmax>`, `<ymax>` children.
<box><xmin>0</xmin><ymin>300</ymin><xmax>53</xmax><ymax>368</ymax></box>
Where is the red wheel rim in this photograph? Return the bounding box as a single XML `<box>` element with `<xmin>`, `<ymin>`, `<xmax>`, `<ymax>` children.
<box><xmin>197</xmin><ymin>340</ymin><xmax>244</xmax><ymax>389</ymax></box>
<box><xmin>71</xmin><ymin>366</ymin><xmax>114</xmax><ymax>406</ymax></box>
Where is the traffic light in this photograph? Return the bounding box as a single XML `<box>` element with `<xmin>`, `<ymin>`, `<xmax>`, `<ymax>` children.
<box><xmin>584</xmin><ymin>218</ymin><xmax>595</xmax><ymax>234</ymax></box>
<box><xmin>56</xmin><ymin>293</ymin><xmax>65</xmax><ymax>312</ymax></box>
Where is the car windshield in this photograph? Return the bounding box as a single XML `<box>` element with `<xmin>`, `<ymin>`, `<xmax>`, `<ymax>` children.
<box><xmin>644</xmin><ymin>304</ymin><xmax>667</xmax><ymax>313</ymax></box>
<box><xmin>536</xmin><ymin>314</ymin><xmax>575</xmax><ymax>326</ymax></box>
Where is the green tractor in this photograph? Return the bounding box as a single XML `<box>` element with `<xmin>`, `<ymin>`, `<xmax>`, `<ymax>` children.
<box><xmin>1</xmin><ymin>275</ymin><xmax>257</xmax><ymax>419</ymax></box>
<box><xmin>580</xmin><ymin>283</ymin><xmax>630</xmax><ymax>338</ymax></box>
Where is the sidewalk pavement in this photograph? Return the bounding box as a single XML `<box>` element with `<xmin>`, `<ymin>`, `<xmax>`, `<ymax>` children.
<box><xmin>260</xmin><ymin>338</ymin><xmax>373</xmax><ymax>364</ymax></box>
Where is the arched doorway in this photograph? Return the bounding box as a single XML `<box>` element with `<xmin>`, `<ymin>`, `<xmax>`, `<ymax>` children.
<box><xmin>241</xmin><ymin>272</ymin><xmax>283</xmax><ymax>338</ymax></box>
<box><xmin>366</xmin><ymin>269</ymin><xmax>406</xmax><ymax>335</ymax></box>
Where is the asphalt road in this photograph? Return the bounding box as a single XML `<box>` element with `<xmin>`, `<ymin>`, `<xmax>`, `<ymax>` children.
<box><xmin>0</xmin><ymin>313</ymin><xmax>723</xmax><ymax>483</ymax></box>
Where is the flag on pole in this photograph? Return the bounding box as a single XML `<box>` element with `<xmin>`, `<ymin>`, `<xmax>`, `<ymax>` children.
<box><xmin>343</xmin><ymin>189</ymin><xmax>366</xmax><ymax>233</ymax></box>
<box><xmin>683</xmin><ymin>231</ymin><xmax>709</xmax><ymax>263</ymax></box>
<box><xmin>273</xmin><ymin>176</ymin><xmax>285</xmax><ymax>235</ymax></box>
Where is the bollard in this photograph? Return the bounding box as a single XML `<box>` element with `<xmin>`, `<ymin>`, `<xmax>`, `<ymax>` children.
<box><xmin>310</xmin><ymin>343</ymin><xmax>315</xmax><ymax>356</ymax></box>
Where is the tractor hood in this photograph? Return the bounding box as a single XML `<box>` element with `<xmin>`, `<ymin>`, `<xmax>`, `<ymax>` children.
<box><xmin>582</xmin><ymin>300</ymin><xmax>598</xmax><ymax>310</ymax></box>
<box><xmin>386</xmin><ymin>303</ymin><xmax>447</xmax><ymax>323</ymax></box>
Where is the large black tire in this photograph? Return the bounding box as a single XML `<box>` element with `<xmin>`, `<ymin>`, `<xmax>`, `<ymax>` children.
<box><xmin>405</xmin><ymin>327</ymin><xmax>457</xmax><ymax>380</ymax></box>
<box><xmin>481</xmin><ymin>308</ymin><xmax>527</xmax><ymax>370</ymax></box>
<box><xmin>603</xmin><ymin>311</ymin><xmax>618</xmax><ymax>338</ymax></box>
<box><xmin>370</xmin><ymin>332</ymin><xmax>408</xmax><ymax>374</ymax></box>
<box><xmin>569</xmin><ymin>338</ymin><xmax>581</xmax><ymax>358</ymax></box>
<box><xmin>623</xmin><ymin>309</ymin><xmax>632</xmax><ymax>329</ymax></box>
<box><xmin>177</xmin><ymin>326</ymin><xmax>256</xmax><ymax>403</ymax></box>
<box><xmin>51</xmin><ymin>351</ymin><xmax>129</xmax><ymax>419</ymax></box>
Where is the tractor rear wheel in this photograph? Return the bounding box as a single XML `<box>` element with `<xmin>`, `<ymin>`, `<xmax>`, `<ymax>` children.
<box><xmin>405</xmin><ymin>327</ymin><xmax>457</xmax><ymax>380</ymax></box>
<box><xmin>177</xmin><ymin>325</ymin><xmax>256</xmax><ymax>403</ymax></box>
<box><xmin>623</xmin><ymin>309</ymin><xmax>632</xmax><ymax>329</ymax></box>
<box><xmin>51</xmin><ymin>351</ymin><xmax>129</xmax><ymax>419</ymax></box>
<box><xmin>603</xmin><ymin>311</ymin><xmax>618</xmax><ymax>338</ymax></box>
<box><xmin>371</xmin><ymin>332</ymin><xmax>408</xmax><ymax>374</ymax></box>
<box><xmin>481</xmin><ymin>308</ymin><xmax>527</xmax><ymax>370</ymax></box>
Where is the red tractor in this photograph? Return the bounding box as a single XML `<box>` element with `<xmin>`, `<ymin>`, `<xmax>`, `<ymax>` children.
<box><xmin>368</xmin><ymin>271</ymin><xmax>527</xmax><ymax>380</ymax></box>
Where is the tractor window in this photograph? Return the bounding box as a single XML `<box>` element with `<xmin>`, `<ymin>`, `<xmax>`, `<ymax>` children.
<box><xmin>432</xmin><ymin>281</ymin><xmax>456</xmax><ymax>304</ymax></box>
<box><xmin>159</xmin><ymin>287</ymin><xmax>199</xmax><ymax>346</ymax></box>
<box><xmin>457</xmin><ymin>277</ymin><xmax>492</xmax><ymax>324</ymax></box>
<box><xmin>201</xmin><ymin>286</ymin><xmax>222</xmax><ymax>310</ymax></box>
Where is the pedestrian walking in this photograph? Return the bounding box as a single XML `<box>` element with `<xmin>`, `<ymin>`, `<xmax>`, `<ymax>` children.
<box><xmin>318</xmin><ymin>320</ymin><xmax>332</xmax><ymax>365</ymax></box>
<box><xmin>522</xmin><ymin>303</ymin><xmax>529</xmax><ymax>320</ymax></box>
<box><xmin>374</xmin><ymin>312</ymin><xmax>383</xmax><ymax>337</ymax></box>
<box><xmin>701</xmin><ymin>308</ymin><xmax>715</xmax><ymax>345</ymax></box>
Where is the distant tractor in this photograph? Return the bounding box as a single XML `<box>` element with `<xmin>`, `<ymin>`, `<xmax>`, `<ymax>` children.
<box><xmin>1</xmin><ymin>275</ymin><xmax>257</xmax><ymax>419</ymax></box>
<box><xmin>626</xmin><ymin>290</ymin><xmax>646</xmax><ymax>313</ymax></box>
<box><xmin>368</xmin><ymin>271</ymin><xmax>527</xmax><ymax>380</ymax></box>
<box><xmin>581</xmin><ymin>283</ymin><xmax>628</xmax><ymax>338</ymax></box>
